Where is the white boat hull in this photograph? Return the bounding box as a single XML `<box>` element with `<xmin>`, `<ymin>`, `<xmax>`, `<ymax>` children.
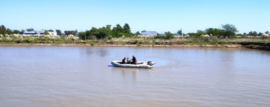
<box><xmin>111</xmin><ymin>60</ymin><xmax>154</xmax><ymax>69</ymax></box>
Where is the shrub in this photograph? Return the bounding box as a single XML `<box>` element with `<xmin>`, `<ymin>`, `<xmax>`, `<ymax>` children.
<box><xmin>214</xmin><ymin>37</ymin><xmax>219</xmax><ymax>42</ymax></box>
<box><xmin>120</xmin><ymin>42</ymin><xmax>126</xmax><ymax>46</ymax></box>
<box><xmin>204</xmin><ymin>38</ymin><xmax>209</xmax><ymax>42</ymax></box>
<box><xmin>88</xmin><ymin>41</ymin><xmax>97</xmax><ymax>46</ymax></box>
<box><xmin>138</xmin><ymin>40</ymin><xmax>143</xmax><ymax>44</ymax></box>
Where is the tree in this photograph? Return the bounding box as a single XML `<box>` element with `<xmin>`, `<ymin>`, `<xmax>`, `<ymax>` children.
<box><xmin>6</xmin><ymin>28</ymin><xmax>13</xmax><ymax>34</ymax></box>
<box><xmin>135</xmin><ymin>31</ymin><xmax>141</xmax><ymax>35</ymax></box>
<box><xmin>248</xmin><ymin>31</ymin><xmax>253</xmax><ymax>36</ymax></box>
<box><xmin>87</xmin><ymin>27</ymin><xmax>98</xmax><ymax>36</ymax></box>
<box><xmin>165</xmin><ymin>31</ymin><xmax>174</xmax><ymax>39</ymax></box>
<box><xmin>177</xmin><ymin>29</ymin><xmax>182</xmax><ymax>35</ymax></box>
<box><xmin>84</xmin><ymin>27</ymin><xmax>98</xmax><ymax>39</ymax></box>
<box><xmin>258</xmin><ymin>32</ymin><xmax>263</xmax><ymax>36</ymax></box>
<box><xmin>116</xmin><ymin>24</ymin><xmax>123</xmax><ymax>32</ymax></box>
<box><xmin>243</xmin><ymin>32</ymin><xmax>247</xmax><ymax>36</ymax></box>
<box><xmin>20</xmin><ymin>29</ymin><xmax>25</xmax><ymax>34</ymax></box>
<box><xmin>112</xmin><ymin>27</ymin><xmax>117</xmax><ymax>32</ymax></box>
<box><xmin>13</xmin><ymin>30</ymin><xmax>20</xmax><ymax>34</ymax></box>
<box><xmin>85</xmin><ymin>27</ymin><xmax>111</xmax><ymax>39</ymax></box>
<box><xmin>56</xmin><ymin>29</ymin><xmax>62</xmax><ymax>35</ymax></box>
<box><xmin>47</xmin><ymin>29</ymin><xmax>54</xmax><ymax>32</ymax></box>
<box><xmin>0</xmin><ymin>25</ymin><xmax>6</xmax><ymax>31</ymax></box>
<box><xmin>221</xmin><ymin>24</ymin><xmax>238</xmax><ymax>38</ymax></box>
<box><xmin>253</xmin><ymin>31</ymin><xmax>257</xmax><ymax>36</ymax></box>
<box><xmin>205</xmin><ymin>28</ymin><xmax>223</xmax><ymax>36</ymax></box>
<box><xmin>105</xmin><ymin>25</ymin><xmax>112</xmax><ymax>36</ymax></box>
<box><xmin>26</xmin><ymin>28</ymin><xmax>34</xmax><ymax>32</ymax></box>
<box><xmin>111</xmin><ymin>24</ymin><xmax>126</xmax><ymax>37</ymax></box>
<box><xmin>0</xmin><ymin>29</ymin><xmax>6</xmax><ymax>35</ymax></box>
<box><xmin>64</xmin><ymin>30</ymin><xmax>77</xmax><ymax>35</ymax></box>
<box><xmin>106</xmin><ymin>25</ymin><xmax>111</xmax><ymax>31</ymax></box>
<box><xmin>196</xmin><ymin>30</ymin><xmax>205</xmax><ymax>37</ymax></box>
<box><xmin>123</xmin><ymin>23</ymin><xmax>131</xmax><ymax>34</ymax></box>
<box><xmin>0</xmin><ymin>25</ymin><xmax>7</xmax><ymax>35</ymax></box>
<box><xmin>265</xmin><ymin>31</ymin><xmax>269</xmax><ymax>34</ymax></box>
<box><xmin>96</xmin><ymin>27</ymin><xmax>110</xmax><ymax>39</ymax></box>
<box><xmin>111</xmin><ymin>27</ymin><xmax>119</xmax><ymax>37</ymax></box>
<box><xmin>78</xmin><ymin>32</ymin><xmax>86</xmax><ymax>40</ymax></box>
<box><xmin>44</xmin><ymin>30</ymin><xmax>50</xmax><ymax>35</ymax></box>
<box><xmin>236</xmin><ymin>33</ymin><xmax>243</xmax><ymax>36</ymax></box>
<box><xmin>187</xmin><ymin>33</ymin><xmax>197</xmax><ymax>37</ymax></box>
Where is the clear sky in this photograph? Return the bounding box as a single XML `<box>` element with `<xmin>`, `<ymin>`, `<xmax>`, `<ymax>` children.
<box><xmin>1</xmin><ymin>0</ymin><xmax>269</xmax><ymax>33</ymax></box>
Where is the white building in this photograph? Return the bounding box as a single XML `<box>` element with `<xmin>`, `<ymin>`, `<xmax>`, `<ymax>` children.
<box><xmin>141</xmin><ymin>31</ymin><xmax>158</xmax><ymax>36</ymax></box>
<box><xmin>48</xmin><ymin>31</ymin><xmax>57</xmax><ymax>36</ymax></box>
<box><xmin>23</xmin><ymin>30</ymin><xmax>57</xmax><ymax>36</ymax></box>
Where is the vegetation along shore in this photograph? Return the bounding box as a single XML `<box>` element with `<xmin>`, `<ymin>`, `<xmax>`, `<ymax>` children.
<box><xmin>0</xmin><ymin>24</ymin><xmax>269</xmax><ymax>50</ymax></box>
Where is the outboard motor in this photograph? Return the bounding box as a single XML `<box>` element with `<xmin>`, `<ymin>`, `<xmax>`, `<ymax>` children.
<box><xmin>147</xmin><ymin>61</ymin><xmax>155</xmax><ymax>66</ymax></box>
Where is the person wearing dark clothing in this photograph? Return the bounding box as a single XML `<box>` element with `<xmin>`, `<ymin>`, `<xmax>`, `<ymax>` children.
<box><xmin>132</xmin><ymin>56</ymin><xmax>137</xmax><ymax>64</ymax></box>
<box><xmin>122</xmin><ymin>57</ymin><xmax>126</xmax><ymax>64</ymax></box>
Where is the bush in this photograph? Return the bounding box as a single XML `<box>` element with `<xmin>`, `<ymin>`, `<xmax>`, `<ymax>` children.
<box><xmin>88</xmin><ymin>41</ymin><xmax>97</xmax><ymax>46</ymax></box>
<box><xmin>120</xmin><ymin>42</ymin><xmax>126</xmax><ymax>46</ymax></box>
<box><xmin>154</xmin><ymin>35</ymin><xmax>166</xmax><ymax>39</ymax></box>
<box><xmin>108</xmin><ymin>40</ymin><xmax>114</xmax><ymax>44</ymax></box>
<box><xmin>134</xmin><ymin>40</ymin><xmax>139</xmax><ymax>44</ymax></box>
<box><xmin>204</xmin><ymin>38</ymin><xmax>209</xmax><ymax>42</ymax></box>
<box><xmin>214</xmin><ymin>37</ymin><xmax>219</xmax><ymax>42</ymax></box>
<box><xmin>15</xmin><ymin>38</ymin><xmax>23</xmax><ymax>43</ymax></box>
<box><xmin>152</xmin><ymin>40</ymin><xmax>156</xmax><ymax>45</ymax></box>
<box><xmin>24</xmin><ymin>38</ymin><xmax>33</xmax><ymax>43</ymax></box>
<box><xmin>138</xmin><ymin>40</ymin><xmax>143</xmax><ymax>44</ymax></box>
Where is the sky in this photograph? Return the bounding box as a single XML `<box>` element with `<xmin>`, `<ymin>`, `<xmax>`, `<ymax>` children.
<box><xmin>1</xmin><ymin>0</ymin><xmax>270</xmax><ymax>33</ymax></box>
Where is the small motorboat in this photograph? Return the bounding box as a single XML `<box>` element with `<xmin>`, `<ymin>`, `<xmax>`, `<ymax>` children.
<box><xmin>111</xmin><ymin>60</ymin><xmax>155</xmax><ymax>69</ymax></box>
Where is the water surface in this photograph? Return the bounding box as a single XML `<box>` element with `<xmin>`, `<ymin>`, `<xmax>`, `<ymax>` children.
<box><xmin>0</xmin><ymin>46</ymin><xmax>270</xmax><ymax>107</ymax></box>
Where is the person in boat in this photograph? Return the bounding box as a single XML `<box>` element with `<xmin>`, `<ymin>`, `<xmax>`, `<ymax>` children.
<box><xmin>127</xmin><ymin>57</ymin><xmax>131</xmax><ymax>64</ymax></box>
<box><xmin>131</xmin><ymin>55</ymin><xmax>137</xmax><ymax>64</ymax></box>
<box><xmin>122</xmin><ymin>57</ymin><xmax>126</xmax><ymax>64</ymax></box>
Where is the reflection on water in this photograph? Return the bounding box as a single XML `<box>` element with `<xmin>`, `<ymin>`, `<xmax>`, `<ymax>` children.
<box><xmin>111</xmin><ymin>67</ymin><xmax>152</xmax><ymax>82</ymax></box>
<box><xmin>111</xmin><ymin>67</ymin><xmax>153</xmax><ymax>72</ymax></box>
<box><xmin>86</xmin><ymin>47</ymin><xmax>109</xmax><ymax>57</ymax></box>
<box><xmin>0</xmin><ymin>46</ymin><xmax>270</xmax><ymax>107</ymax></box>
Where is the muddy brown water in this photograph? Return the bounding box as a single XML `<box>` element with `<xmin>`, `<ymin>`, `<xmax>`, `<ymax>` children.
<box><xmin>0</xmin><ymin>46</ymin><xmax>270</xmax><ymax>107</ymax></box>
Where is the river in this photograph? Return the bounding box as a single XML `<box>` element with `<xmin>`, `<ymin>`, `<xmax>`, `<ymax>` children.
<box><xmin>0</xmin><ymin>46</ymin><xmax>270</xmax><ymax>107</ymax></box>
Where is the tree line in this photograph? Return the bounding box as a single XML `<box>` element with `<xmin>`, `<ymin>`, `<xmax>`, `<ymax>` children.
<box><xmin>184</xmin><ymin>24</ymin><xmax>269</xmax><ymax>38</ymax></box>
<box><xmin>0</xmin><ymin>25</ymin><xmax>21</xmax><ymax>35</ymax></box>
<box><xmin>1</xmin><ymin>24</ymin><xmax>269</xmax><ymax>40</ymax></box>
<box><xmin>78</xmin><ymin>23</ymin><xmax>140</xmax><ymax>40</ymax></box>
<box><xmin>185</xmin><ymin>24</ymin><xmax>239</xmax><ymax>38</ymax></box>
<box><xmin>0</xmin><ymin>25</ymin><xmax>74</xmax><ymax>36</ymax></box>
<box><xmin>244</xmin><ymin>31</ymin><xmax>269</xmax><ymax>36</ymax></box>
<box><xmin>0</xmin><ymin>24</ymin><xmax>140</xmax><ymax>39</ymax></box>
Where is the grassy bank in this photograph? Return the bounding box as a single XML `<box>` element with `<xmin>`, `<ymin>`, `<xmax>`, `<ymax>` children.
<box><xmin>0</xmin><ymin>36</ymin><xmax>270</xmax><ymax>50</ymax></box>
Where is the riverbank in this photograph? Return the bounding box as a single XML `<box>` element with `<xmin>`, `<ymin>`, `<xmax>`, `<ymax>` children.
<box><xmin>0</xmin><ymin>43</ymin><xmax>264</xmax><ymax>49</ymax></box>
<box><xmin>1</xmin><ymin>37</ymin><xmax>270</xmax><ymax>50</ymax></box>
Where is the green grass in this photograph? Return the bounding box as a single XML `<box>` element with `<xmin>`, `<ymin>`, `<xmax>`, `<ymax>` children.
<box><xmin>88</xmin><ymin>41</ymin><xmax>100</xmax><ymax>46</ymax></box>
<box><xmin>182</xmin><ymin>41</ymin><xmax>231</xmax><ymax>45</ymax></box>
<box><xmin>53</xmin><ymin>40</ymin><xmax>66</xmax><ymax>45</ymax></box>
<box><xmin>120</xmin><ymin>42</ymin><xmax>126</xmax><ymax>46</ymax></box>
